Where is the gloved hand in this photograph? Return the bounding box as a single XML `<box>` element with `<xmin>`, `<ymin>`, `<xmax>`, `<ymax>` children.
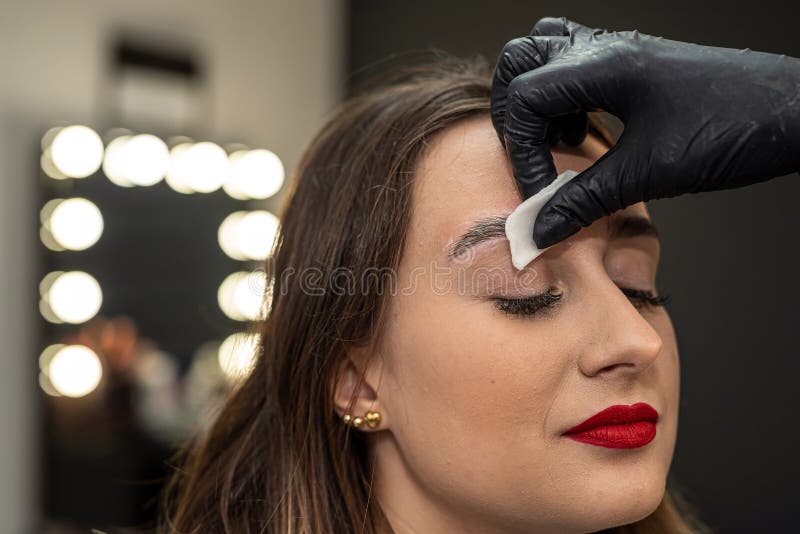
<box><xmin>491</xmin><ymin>16</ymin><xmax>800</xmax><ymax>249</ymax></box>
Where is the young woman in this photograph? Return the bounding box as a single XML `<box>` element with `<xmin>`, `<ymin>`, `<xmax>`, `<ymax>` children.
<box><xmin>161</xmin><ymin>55</ymin><xmax>709</xmax><ymax>533</ymax></box>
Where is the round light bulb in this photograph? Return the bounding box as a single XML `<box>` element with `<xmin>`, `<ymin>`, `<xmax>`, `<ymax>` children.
<box><xmin>222</xmin><ymin>151</ymin><xmax>250</xmax><ymax>200</ymax></box>
<box><xmin>236</xmin><ymin>211</ymin><xmax>280</xmax><ymax>260</ymax></box>
<box><xmin>50</xmin><ymin>125</ymin><xmax>104</xmax><ymax>178</ymax></box>
<box><xmin>218</xmin><ymin>211</ymin><xmax>247</xmax><ymax>260</ymax></box>
<box><xmin>176</xmin><ymin>142</ymin><xmax>230</xmax><ymax>193</ymax></box>
<box><xmin>225</xmin><ymin>149</ymin><xmax>285</xmax><ymax>199</ymax></box>
<box><xmin>48</xmin><ymin>345</ymin><xmax>102</xmax><ymax>397</ymax></box>
<box><xmin>45</xmin><ymin>271</ymin><xmax>102</xmax><ymax>324</ymax></box>
<box><xmin>48</xmin><ymin>197</ymin><xmax>103</xmax><ymax>250</ymax></box>
<box><xmin>41</xmin><ymin>149</ymin><xmax>68</xmax><ymax>180</ymax></box>
<box><xmin>217</xmin><ymin>271</ymin><xmax>269</xmax><ymax>321</ymax></box>
<box><xmin>102</xmin><ymin>136</ymin><xmax>135</xmax><ymax>187</ymax></box>
<box><xmin>217</xmin><ymin>333</ymin><xmax>260</xmax><ymax>380</ymax></box>
<box><xmin>123</xmin><ymin>134</ymin><xmax>169</xmax><ymax>186</ymax></box>
<box><xmin>165</xmin><ymin>143</ymin><xmax>196</xmax><ymax>194</ymax></box>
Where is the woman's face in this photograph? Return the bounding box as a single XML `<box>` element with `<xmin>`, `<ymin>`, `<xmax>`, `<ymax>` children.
<box><xmin>368</xmin><ymin>116</ymin><xmax>680</xmax><ymax>533</ymax></box>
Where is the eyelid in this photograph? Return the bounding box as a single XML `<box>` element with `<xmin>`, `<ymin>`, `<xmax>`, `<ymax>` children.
<box><xmin>618</xmin><ymin>286</ymin><xmax>671</xmax><ymax>308</ymax></box>
<box><xmin>491</xmin><ymin>287</ymin><xmax>564</xmax><ymax>317</ymax></box>
<box><xmin>605</xmin><ymin>248</ymin><xmax>659</xmax><ymax>290</ymax></box>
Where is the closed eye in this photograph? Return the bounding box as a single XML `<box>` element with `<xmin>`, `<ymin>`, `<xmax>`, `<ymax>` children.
<box><xmin>492</xmin><ymin>287</ymin><xmax>563</xmax><ymax>317</ymax></box>
<box><xmin>491</xmin><ymin>286</ymin><xmax>669</xmax><ymax>318</ymax></box>
<box><xmin>619</xmin><ymin>287</ymin><xmax>670</xmax><ymax>309</ymax></box>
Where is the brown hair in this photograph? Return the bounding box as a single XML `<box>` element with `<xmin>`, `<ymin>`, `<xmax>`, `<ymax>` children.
<box><xmin>160</xmin><ymin>53</ymin><xmax>709</xmax><ymax>534</ymax></box>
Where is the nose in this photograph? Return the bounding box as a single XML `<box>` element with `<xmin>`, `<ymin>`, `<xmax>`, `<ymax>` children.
<box><xmin>576</xmin><ymin>277</ymin><xmax>663</xmax><ymax>379</ymax></box>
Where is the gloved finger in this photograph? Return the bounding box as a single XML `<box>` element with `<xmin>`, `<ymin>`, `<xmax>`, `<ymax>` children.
<box><xmin>523</xmin><ymin>17</ymin><xmax>603</xmax><ymax>147</ymax></box>
<box><xmin>526</xmin><ymin>19</ymin><xmax>593</xmax><ymax>147</ymax></box>
<box><xmin>547</xmin><ymin>110</ymin><xmax>589</xmax><ymax>146</ymax></box>
<box><xmin>531</xmin><ymin>16</ymin><xmax>596</xmax><ymax>37</ymax></box>
<box><xmin>490</xmin><ymin>35</ymin><xmax>568</xmax><ymax>147</ymax></box>
<box><xmin>503</xmin><ymin>61</ymin><xmax>613</xmax><ymax>198</ymax></box>
<box><xmin>532</xmin><ymin>143</ymin><xmax>638</xmax><ymax>248</ymax></box>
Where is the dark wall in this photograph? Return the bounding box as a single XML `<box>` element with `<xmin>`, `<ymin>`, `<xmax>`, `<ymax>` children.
<box><xmin>348</xmin><ymin>1</ymin><xmax>800</xmax><ymax>532</ymax></box>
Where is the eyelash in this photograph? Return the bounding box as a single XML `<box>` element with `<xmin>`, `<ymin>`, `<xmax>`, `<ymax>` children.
<box><xmin>620</xmin><ymin>287</ymin><xmax>671</xmax><ymax>310</ymax></box>
<box><xmin>493</xmin><ymin>287</ymin><xmax>670</xmax><ymax>317</ymax></box>
<box><xmin>492</xmin><ymin>287</ymin><xmax>563</xmax><ymax>317</ymax></box>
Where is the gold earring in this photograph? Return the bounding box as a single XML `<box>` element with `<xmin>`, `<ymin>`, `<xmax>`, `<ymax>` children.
<box><xmin>342</xmin><ymin>410</ymin><xmax>382</xmax><ymax>429</ymax></box>
<box><xmin>365</xmin><ymin>410</ymin><xmax>381</xmax><ymax>428</ymax></box>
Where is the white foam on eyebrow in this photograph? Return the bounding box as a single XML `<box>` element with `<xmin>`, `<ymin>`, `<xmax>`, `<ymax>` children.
<box><xmin>504</xmin><ymin>169</ymin><xmax>580</xmax><ymax>270</ymax></box>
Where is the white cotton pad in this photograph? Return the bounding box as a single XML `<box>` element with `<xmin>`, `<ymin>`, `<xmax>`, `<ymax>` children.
<box><xmin>505</xmin><ymin>169</ymin><xmax>580</xmax><ymax>270</ymax></box>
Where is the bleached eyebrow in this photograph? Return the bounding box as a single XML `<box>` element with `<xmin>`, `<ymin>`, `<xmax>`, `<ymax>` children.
<box><xmin>448</xmin><ymin>216</ymin><xmax>507</xmax><ymax>260</ymax></box>
<box><xmin>447</xmin><ymin>213</ymin><xmax>659</xmax><ymax>261</ymax></box>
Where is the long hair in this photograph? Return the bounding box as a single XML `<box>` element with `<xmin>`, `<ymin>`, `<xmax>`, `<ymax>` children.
<box><xmin>160</xmin><ymin>53</ymin><xmax>709</xmax><ymax>534</ymax></box>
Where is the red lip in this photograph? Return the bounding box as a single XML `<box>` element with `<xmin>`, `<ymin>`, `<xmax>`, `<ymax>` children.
<box><xmin>562</xmin><ymin>402</ymin><xmax>659</xmax><ymax>449</ymax></box>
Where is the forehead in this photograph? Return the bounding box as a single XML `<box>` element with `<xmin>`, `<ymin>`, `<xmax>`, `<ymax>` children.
<box><xmin>414</xmin><ymin>116</ymin><xmax>519</xmax><ymax>221</ymax></box>
<box><xmin>408</xmin><ymin>117</ymin><xmax>650</xmax><ymax>261</ymax></box>
<box><xmin>410</xmin><ymin>117</ymin><xmax>518</xmax><ymax>259</ymax></box>
<box><xmin>410</xmin><ymin>116</ymin><xmax>645</xmax><ymax>258</ymax></box>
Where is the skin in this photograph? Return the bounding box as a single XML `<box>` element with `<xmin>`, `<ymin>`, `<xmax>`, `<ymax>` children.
<box><xmin>334</xmin><ymin>116</ymin><xmax>680</xmax><ymax>534</ymax></box>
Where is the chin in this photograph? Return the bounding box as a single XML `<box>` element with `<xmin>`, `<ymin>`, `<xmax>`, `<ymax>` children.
<box><xmin>505</xmin><ymin>469</ymin><xmax>668</xmax><ymax>534</ymax></box>
<box><xmin>579</xmin><ymin>475</ymin><xmax>667</xmax><ymax>531</ymax></box>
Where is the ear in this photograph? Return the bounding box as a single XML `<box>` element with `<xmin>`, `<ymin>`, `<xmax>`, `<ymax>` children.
<box><xmin>332</xmin><ymin>347</ymin><xmax>387</xmax><ymax>432</ymax></box>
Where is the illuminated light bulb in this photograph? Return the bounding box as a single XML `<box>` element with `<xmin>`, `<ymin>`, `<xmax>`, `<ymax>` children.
<box><xmin>41</xmin><ymin>149</ymin><xmax>68</xmax><ymax>180</ymax></box>
<box><xmin>122</xmin><ymin>134</ymin><xmax>169</xmax><ymax>186</ymax></box>
<box><xmin>48</xmin><ymin>197</ymin><xmax>104</xmax><ymax>250</ymax></box>
<box><xmin>39</xmin><ymin>299</ymin><xmax>64</xmax><ymax>324</ymax></box>
<box><xmin>39</xmin><ymin>372</ymin><xmax>62</xmax><ymax>397</ymax></box>
<box><xmin>235</xmin><ymin>270</ymin><xmax>270</xmax><ymax>321</ymax></box>
<box><xmin>50</xmin><ymin>125</ymin><xmax>104</xmax><ymax>178</ymax></box>
<box><xmin>40</xmin><ymin>199</ymin><xmax>66</xmax><ymax>251</ymax></box>
<box><xmin>174</xmin><ymin>142</ymin><xmax>230</xmax><ymax>193</ymax></box>
<box><xmin>222</xmin><ymin>151</ymin><xmax>250</xmax><ymax>200</ymax></box>
<box><xmin>218</xmin><ymin>211</ymin><xmax>247</xmax><ymax>260</ymax></box>
<box><xmin>41</xmin><ymin>126</ymin><xmax>62</xmax><ymax>152</ymax></box>
<box><xmin>218</xmin><ymin>272</ymin><xmax>245</xmax><ymax>320</ymax></box>
<box><xmin>39</xmin><ymin>344</ymin><xmax>66</xmax><ymax>374</ymax></box>
<box><xmin>48</xmin><ymin>345</ymin><xmax>103</xmax><ymax>397</ymax></box>
<box><xmin>39</xmin><ymin>225</ymin><xmax>66</xmax><ymax>252</ymax></box>
<box><xmin>39</xmin><ymin>270</ymin><xmax>64</xmax><ymax>298</ymax></box>
<box><xmin>217</xmin><ymin>271</ymin><xmax>269</xmax><ymax>321</ymax></box>
<box><xmin>165</xmin><ymin>143</ymin><xmax>196</xmax><ymax>194</ymax></box>
<box><xmin>102</xmin><ymin>136</ymin><xmax>135</xmax><ymax>187</ymax></box>
<box><xmin>217</xmin><ymin>332</ymin><xmax>260</xmax><ymax>380</ymax></box>
<box><xmin>44</xmin><ymin>271</ymin><xmax>102</xmax><ymax>324</ymax></box>
<box><xmin>227</xmin><ymin>149</ymin><xmax>285</xmax><ymax>200</ymax></box>
<box><xmin>218</xmin><ymin>210</ymin><xmax>280</xmax><ymax>261</ymax></box>
<box><xmin>40</xmin><ymin>198</ymin><xmax>63</xmax><ymax>226</ymax></box>
<box><xmin>236</xmin><ymin>210</ymin><xmax>280</xmax><ymax>260</ymax></box>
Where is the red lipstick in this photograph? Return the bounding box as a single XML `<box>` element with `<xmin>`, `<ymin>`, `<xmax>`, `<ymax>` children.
<box><xmin>562</xmin><ymin>402</ymin><xmax>659</xmax><ymax>449</ymax></box>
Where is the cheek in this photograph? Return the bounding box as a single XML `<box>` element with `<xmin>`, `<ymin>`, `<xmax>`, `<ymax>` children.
<box><xmin>650</xmin><ymin>311</ymin><xmax>681</xmax><ymax>438</ymax></box>
<box><xmin>377</xmin><ymin>290</ymin><xmax>572</xmax><ymax>512</ymax></box>
<box><xmin>379</xmin><ymin>286</ymin><xmax>569</xmax><ymax>466</ymax></box>
<box><xmin>644</xmin><ymin>309</ymin><xmax>680</xmax><ymax>395</ymax></box>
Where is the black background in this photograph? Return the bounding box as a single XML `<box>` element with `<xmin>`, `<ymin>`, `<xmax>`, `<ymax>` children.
<box><xmin>347</xmin><ymin>1</ymin><xmax>800</xmax><ymax>531</ymax></box>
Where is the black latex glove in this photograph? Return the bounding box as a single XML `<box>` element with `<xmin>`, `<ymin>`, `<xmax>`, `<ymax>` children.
<box><xmin>491</xmin><ymin>16</ymin><xmax>800</xmax><ymax>249</ymax></box>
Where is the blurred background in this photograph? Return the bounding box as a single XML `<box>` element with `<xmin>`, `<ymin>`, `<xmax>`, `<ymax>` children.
<box><xmin>1</xmin><ymin>1</ymin><xmax>798</xmax><ymax>532</ymax></box>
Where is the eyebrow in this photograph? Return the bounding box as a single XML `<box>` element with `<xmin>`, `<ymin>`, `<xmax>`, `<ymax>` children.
<box><xmin>447</xmin><ymin>214</ymin><xmax>659</xmax><ymax>260</ymax></box>
<box><xmin>448</xmin><ymin>216</ymin><xmax>507</xmax><ymax>259</ymax></box>
<box><xmin>608</xmin><ymin>215</ymin><xmax>660</xmax><ymax>240</ymax></box>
